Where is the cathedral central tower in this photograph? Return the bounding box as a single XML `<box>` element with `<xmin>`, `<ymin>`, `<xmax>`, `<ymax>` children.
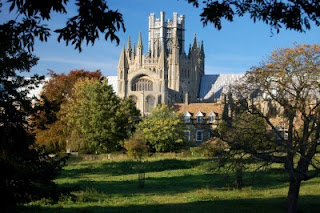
<box><xmin>148</xmin><ymin>11</ymin><xmax>185</xmax><ymax>56</ymax></box>
<box><xmin>117</xmin><ymin>12</ymin><xmax>205</xmax><ymax>116</ymax></box>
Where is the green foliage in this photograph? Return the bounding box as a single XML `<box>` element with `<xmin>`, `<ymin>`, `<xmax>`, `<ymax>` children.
<box><xmin>31</xmin><ymin>70</ymin><xmax>102</xmax><ymax>153</ymax></box>
<box><xmin>196</xmin><ymin>138</ymin><xmax>230</xmax><ymax>158</ymax></box>
<box><xmin>124</xmin><ymin>134</ymin><xmax>148</xmax><ymax>160</ymax></box>
<box><xmin>218</xmin><ymin>111</ymin><xmax>270</xmax><ymax>151</ymax></box>
<box><xmin>0</xmin><ymin>0</ymin><xmax>125</xmax><ymax>209</ymax></box>
<box><xmin>62</xmin><ymin>78</ymin><xmax>140</xmax><ymax>153</ymax></box>
<box><xmin>187</xmin><ymin>0</ymin><xmax>320</xmax><ymax>33</ymax></box>
<box><xmin>138</xmin><ymin>105</ymin><xmax>188</xmax><ymax>152</ymax></box>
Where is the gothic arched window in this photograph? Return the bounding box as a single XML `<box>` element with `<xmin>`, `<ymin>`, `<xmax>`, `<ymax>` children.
<box><xmin>131</xmin><ymin>75</ymin><xmax>153</xmax><ymax>91</ymax></box>
<box><xmin>145</xmin><ymin>96</ymin><xmax>155</xmax><ymax>113</ymax></box>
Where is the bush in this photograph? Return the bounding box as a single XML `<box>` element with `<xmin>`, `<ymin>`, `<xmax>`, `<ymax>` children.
<box><xmin>124</xmin><ymin>135</ymin><xmax>148</xmax><ymax>160</ymax></box>
<box><xmin>191</xmin><ymin>137</ymin><xmax>229</xmax><ymax>157</ymax></box>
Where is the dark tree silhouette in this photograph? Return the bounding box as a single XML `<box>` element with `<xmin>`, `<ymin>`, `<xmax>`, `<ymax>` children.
<box><xmin>186</xmin><ymin>0</ymin><xmax>320</xmax><ymax>33</ymax></box>
<box><xmin>0</xmin><ymin>0</ymin><xmax>124</xmax><ymax>210</ymax></box>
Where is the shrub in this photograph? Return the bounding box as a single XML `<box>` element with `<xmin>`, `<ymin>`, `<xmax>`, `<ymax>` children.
<box><xmin>124</xmin><ymin>135</ymin><xmax>148</xmax><ymax>160</ymax></box>
<box><xmin>191</xmin><ymin>137</ymin><xmax>229</xmax><ymax>157</ymax></box>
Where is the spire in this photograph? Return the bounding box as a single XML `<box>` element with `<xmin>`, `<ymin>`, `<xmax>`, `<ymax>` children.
<box><xmin>133</xmin><ymin>43</ymin><xmax>136</xmax><ymax>57</ymax></box>
<box><xmin>127</xmin><ymin>36</ymin><xmax>131</xmax><ymax>51</ymax></box>
<box><xmin>192</xmin><ymin>34</ymin><xmax>197</xmax><ymax>48</ymax></box>
<box><xmin>200</xmin><ymin>40</ymin><xmax>204</xmax><ymax>55</ymax></box>
<box><xmin>118</xmin><ymin>45</ymin><xmax>128</xmax><ymax>68</ymax></box>
<box><xmin>137</xmin><ymin>32</ymin><xmax>143</xmax><ymax>67</ymax></box>
<box><xmin>137</xmin><ymin>32</ymin><xmax>143</xmax><ymax>48</ymax></box>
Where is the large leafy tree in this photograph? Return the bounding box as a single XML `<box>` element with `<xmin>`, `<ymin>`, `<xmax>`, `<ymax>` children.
<box><xmin>225</xmin><ymin>44</ymin><xmax>320</xmax><ymax>213</ymax></box>
<box><xmin>62</xmin><ymin>78</ymin><xmax>140</xmax><ymax>153</ymax></box>
<box><xmin>0</xmin><ymin>0</ymin><xmax>124</xmax><ymax>209</ymax></box>
<box><xmin>32</xmin><ymin>70</ymin><xmax>102</xmax><ymax>152</ymax></box>
<box><xmin>138</xmin><ymin>105</ymin><xmax>187</xmax><ymax>152</ymax></box>
<box><xmin>217</xmin><ymin>110</ymin><xmax>271</xmax><ymax>189</ymax></box>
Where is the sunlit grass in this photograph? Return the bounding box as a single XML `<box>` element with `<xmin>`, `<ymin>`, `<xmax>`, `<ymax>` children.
<box><xmin>20</xmin><ymin>155</ymin><xmax>320</xmax><ymax>212</ymax></box>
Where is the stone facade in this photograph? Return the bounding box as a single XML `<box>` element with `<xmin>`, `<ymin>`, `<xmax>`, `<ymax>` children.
<box><xmin>173</xmin><ymin>102</ymin><xmax>224</xmax><ymax>145</ymax></box>
<box><xmin>117</xmin><ymin>12</ymin><xmax>205</xmax><ymax>116</ymax></box>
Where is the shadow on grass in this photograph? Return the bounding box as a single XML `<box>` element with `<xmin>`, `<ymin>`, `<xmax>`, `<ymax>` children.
<box><xmin>18</xmin><ymin>195</ymin><xmax>320</xmax><ymax>213</ymax></box>
<box><xmin>60</xmin><ymin>158</ymin><xmax>211</xmax><ymax>178</ymax></box>
<box><xmin>59</xmin><ymin>173</ymin><xmax>225</xmax><ymax>196</ymax></box>
<box><xmin>57</xmin><ymin>159</ymin><xmax>292</xmax><ymax>199</ymax></box>
<box><xmin>58</xmin><ymin>168</ymin><xmax>289</xmax><ymax>197</ymax></box>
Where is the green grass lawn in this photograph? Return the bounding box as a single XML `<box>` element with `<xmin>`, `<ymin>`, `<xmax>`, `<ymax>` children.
<box><xmin>20</xmin><ymin>155</ymin><xmax>320</xmax><ymax>212</ymax></box>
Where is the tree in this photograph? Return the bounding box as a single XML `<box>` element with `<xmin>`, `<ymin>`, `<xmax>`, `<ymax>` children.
<box><xmin>138</xmin><ymin>105</ymin><xmax>188</xmax><ymax>152</ymax></box>
<box><xmin>32</xmin><ymin>70</ymin><xmax>102</xmax><ymax>152</ymax></box>
<box><xmin>217</xmin><ymin>111</ymin><xmax>270</xmax><ymax>189</ymax></box>
<box><xmin>0</xmin><ymin>0</ymin><xmax>124</xmax><ymax>209</ymax></box>
<box><xmin>226</xmin><ymin>44</ymin><xmax>320</xmax><ymax>213</ymax></box>
<box><xmin>124</xmin><ymin>134</ymin><xmax>148</xmax><ymax>160</ymax></box>
<box><xmin>62</xmin><ymin>78</ymin><xmax>140</xmax><ymax>153</ymax></box>
<box><xmin>186</xmin><ymin>0</ymin><xmax>320</xmax><ymax>33</ymax></box>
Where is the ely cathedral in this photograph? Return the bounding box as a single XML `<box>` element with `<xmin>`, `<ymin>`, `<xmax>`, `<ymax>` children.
<box><xmin>117</xmin><ymin>12</ymin><xmax>206</xmax><ymax>115</ymax></box>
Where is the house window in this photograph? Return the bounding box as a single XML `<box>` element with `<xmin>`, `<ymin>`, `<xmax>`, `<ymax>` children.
<box><xmin>209</xmin><ymin>112</ymin><xmax>216</xmax><ymax>124</ymax></box>
<box><xmin>196</xmin><ymin>111</ymin><xmax>204</xmax><ymax>123</ymax></box>
<box><xmin>196</xmin><ymin>130</ymin><xmax>203</xmax><ymax>141</ymax></box>
<box><xmin>196</xmin><ymin>116</ymin><xmax>203</xmax><ymax>123</ymax></box>
<box><xmin>184</xmin><ymin>130</ymin><xmax>190</xmax><ymax>141</ymax></box>
<box><xmin>209</xmin><ymin>115</ymin><xmax>215</xmax><ymax>123</ymax></box>
<box><xmin>184</xmin><ymin>112</ymin><xmax>191</xmax><ymax>124</ymax></box>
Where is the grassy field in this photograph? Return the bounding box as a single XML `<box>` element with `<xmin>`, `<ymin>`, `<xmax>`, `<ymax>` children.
<box><xmin>20</xmin><ymin>155</ymin><xmax>320</xmax><ymax>212</ymax></box>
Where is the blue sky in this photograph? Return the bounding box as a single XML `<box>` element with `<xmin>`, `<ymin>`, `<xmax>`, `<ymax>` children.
<box><xmin>1</xmin><ymin>0</ymin><xmax>319</xmax><ymax>76</ymax></box>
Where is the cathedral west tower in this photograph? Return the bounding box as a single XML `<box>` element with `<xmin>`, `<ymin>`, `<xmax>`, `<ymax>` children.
<box><xmin>118</xmin><ymin>11</ymin><xmax>205</xmax><ymax>116</ymax></box>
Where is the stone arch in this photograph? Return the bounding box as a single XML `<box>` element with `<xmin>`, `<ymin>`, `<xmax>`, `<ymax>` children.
<box><xmin>145</xmin><ymin>95</ymin><xmax>155</xmax><ymax>113</ymax></box>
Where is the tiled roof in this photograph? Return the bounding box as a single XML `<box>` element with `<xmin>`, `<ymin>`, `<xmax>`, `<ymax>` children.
<box><xmin>172</xmin><ymin>103</ymin><xmax>224</xmax><ymax>118</ymax></box>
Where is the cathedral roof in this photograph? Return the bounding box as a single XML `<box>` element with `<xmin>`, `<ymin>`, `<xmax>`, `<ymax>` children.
<box><xmin>199</xmin><ymin>74</ymin><xmax>244</xmax><ymax>100</ymax></box>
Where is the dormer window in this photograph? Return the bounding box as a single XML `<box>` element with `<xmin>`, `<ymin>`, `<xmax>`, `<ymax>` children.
<box><xmin>196</xmin><ymin>111</ymin><xmax>204</xmax><ymax>123</ymax></box>
<box><xmin>209</xmin><ymin>111</ymin><xmax>216</xmax><ymax>124</ymax></box>
<box><xmin>184</xmin><ymin>112</ymin><xmax>191</xmax><ymax>124</ymax></box>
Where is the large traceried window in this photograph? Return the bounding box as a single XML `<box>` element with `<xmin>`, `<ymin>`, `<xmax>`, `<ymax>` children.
<box><xmin>131</xmin><ymin>75</ymin><xmax>153</xmax><ymax>91</ymax></box>
<box><xmin>145</xmin><ymin>95</ymin><xmax>155</xmax><ymax>113</ymax></box>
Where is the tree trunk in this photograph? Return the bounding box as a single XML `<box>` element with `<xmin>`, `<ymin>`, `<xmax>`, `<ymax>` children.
<box><xmin>286</xmin><ymin>179</ymin><xmax>301</xmax><ymax>213</ymax></box>
<box><xmin>236</xmin><ymin>167</ymin><xmax>243</xmax><ymax>189</ymax></box>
